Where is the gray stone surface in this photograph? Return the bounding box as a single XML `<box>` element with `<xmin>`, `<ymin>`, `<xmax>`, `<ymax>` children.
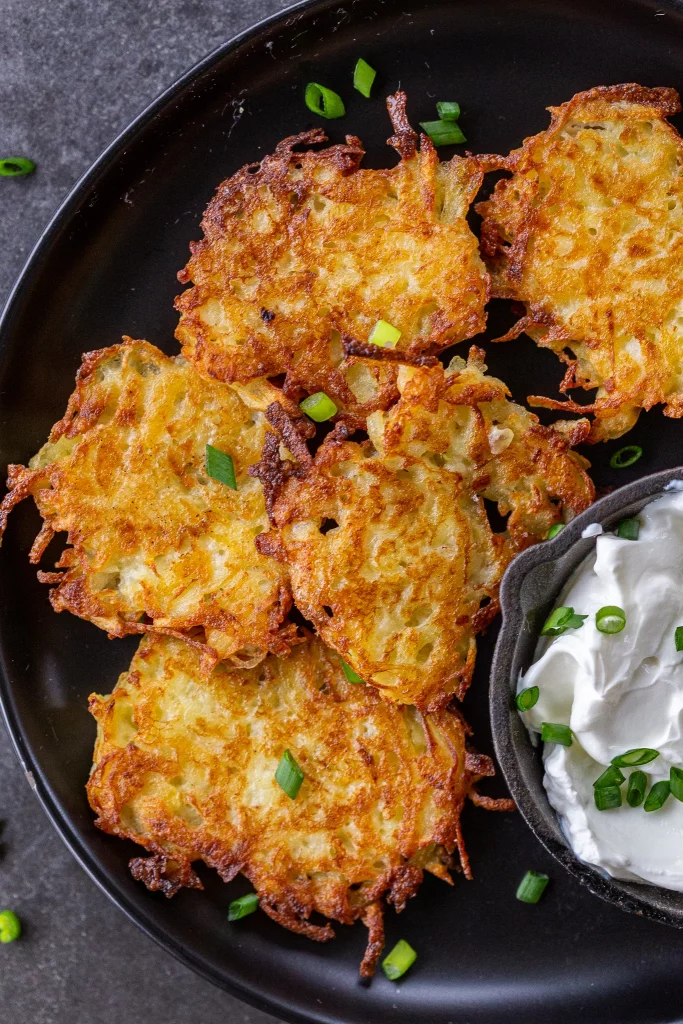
<box><xmin>0</xmin><ymin>1</ymin><xmax>294</xmax><ymax>1021</ymax></box>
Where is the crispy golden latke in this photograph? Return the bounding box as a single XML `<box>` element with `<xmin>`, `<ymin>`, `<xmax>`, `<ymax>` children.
<box><xmin>477</xmin><ymin>83</ymin><xmax>683</xmax><ymax>441</ymax></box>
<box><xmin>87</xmin><ymin>633</ymin><xmax>507</xmax><ymax>976</ymax></box>
<box><xmin>0</xmin><ymin>339</ymin><xmax>300</xmax><ymax>663</ymax></box>
<box><xmin>174</xmin><ymin>92</ymin><xmax>489</xmax><ymax>422</ymax></box>
<box><xmin>252</xmin><ymin>348</ymin><xmax>594</xmax><ymax>709</ymax></box>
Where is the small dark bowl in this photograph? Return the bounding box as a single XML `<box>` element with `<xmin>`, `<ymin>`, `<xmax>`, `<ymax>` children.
<box><xmin>491</xmin><ymin>466</ymin><xmax>683</xmax><ymax>927</ymax></box>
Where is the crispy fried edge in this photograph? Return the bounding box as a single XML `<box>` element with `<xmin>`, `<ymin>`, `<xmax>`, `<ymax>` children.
<box><xmin>0</xmin><ymin>339</ymin><xmax>301</xmax><ymax>664</ymax></box>
<box><xmin>175</xmin><ymin>92</ymin><xmax>488</xmax><ymax>426</ymax></box>
<box><xmin>87</xmin><ymin>665</ymin><xmax>513</xmax><ymax>976</ymax></box>
<box><xmin>476</xmin><ymin>84</ymin><xmax>683</xmax><ymax>439</ymax></box>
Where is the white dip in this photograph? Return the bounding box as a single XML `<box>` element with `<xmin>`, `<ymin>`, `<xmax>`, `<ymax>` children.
<box><xmin>519</xmin><ymin>487</ymin><xmax>683</xmax><ymax>890</ymax></box>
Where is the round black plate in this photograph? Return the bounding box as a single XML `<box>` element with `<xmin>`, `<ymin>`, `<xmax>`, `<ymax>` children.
<box><xmin>3</xmin><ymin>1</ymin><xmax>683</xmax><ymax>1021</ymax></box>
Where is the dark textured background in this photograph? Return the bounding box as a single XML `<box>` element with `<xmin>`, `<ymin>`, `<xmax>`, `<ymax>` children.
<box><xmin>0</xmin><ymin>1</ymin><xmax>291</xmax><ymax>1020</ymax></box>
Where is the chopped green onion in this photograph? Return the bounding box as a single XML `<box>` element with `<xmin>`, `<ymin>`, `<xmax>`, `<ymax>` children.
<box><xmin>353</xmin><ymin>58</ymin><xmax>376</xmax><ymax>98</ymax></box>
<box><xmin>627</xmin><ymin>770</ymin><xmax>647</xmax><ymax>807</ymax></box>
<box><xmin>275</xmin><ymin>749</ymin><xmax>304</xmax><ymax>799</ymax></box>
<box><xmin>516</xmin><ymin>686</ymin><xmax>539</xmax><ymax>712</ymax></box>
<box><xmin>675</xmin><ymin>626</ymin><xmax>683</xmax><ymax>652</ymax></box>
<box><xmin>305</xmin><ymin>82</ymin><xmax>345</xmax><ymax>119</ymax></box>
<box><xmin>594</xmin><ymin>785</ymin><xmax>622</xmax><ymax>810</ymax></box>
<box><xmin>593</xmin><ymin>765</ymin><xmax>625</xmax><ymax>789</ymax></box>
<box><xmin>596</xmin><ymin>605</ymin><xmax>626</xmax><ymax>634</ymax></box>
<box><xmin>0</xmin><ymin>157</ymin><xmax>35</xmax><ymax>177</ymax></box>
<box><xmin>670</xmin><ymin>766</ymin><xmax>683</xmax><ymax>802</ymax></box>
<box><xmin>300</xmin><ymin>391</ymin><xmax>338</xmax><ymax>422</ymax></box>
<box><xmin>341</xmin><ymin>658</ymin><xmax>364</xmax><ymax>684</ymax></box>
<box><xmin>611</xmin><ymin>747</ymin><xmax>659</xmax><ymax>767</ymax></box>
<box><xmin>206</xmin><ymin>444</ymin><xmax>237</xmax><ymax>490</ymax></box>
<box><xmin>515</xmin><ymin>870</ymin><xmax>549</xmax><ymax>904</ymax></box>
<box><xmin>617</xmin><ymin>518</ymin><xmax>640</xmax><ymax>540</ymax></box>
<box><xmin>436</xmin><ymin>101</ymin><xmax>461</xmax><ymax>121</ymax></box>
<box><xmin>0</xmin><ymin>910</ymin><xmax>21</xmax><ymax>943</ymax></box>
<box><xmin>368</xmin><ymin>319</ymin><xmax>401</xmax><ymax>348</ymax></box>
<box><xmin>419</xmin><ymin>120</ymin><xmax>466</xmax><ymax>146</ymax></box>
<box><xmin>541</xmin><ymin>722</ymin><xmax>572</xmax><ymax>746</ymax></box>
<box><xmin>609</xmin><ymin>445</ymin><xmax>642</xmax><ymax>469</ymax></box>
<box><xmin>644</xmin><ymin>779</ymin><xmax>671</xmax><ymax>812</ymax></box>
<box><xmin>546</xmin><ymin>523</ymin><xmax>564</xmax><ymax>540</ymax></box>
<box><xmin>228</xmin><ymin>893</ymin><xmax>259</xmax><ymax>921</ymax></box>
<box><xmin>540</xmin><ymin>606</ymin><xmax>587</xmax><ymax>636</ymax></box>
<box><xmin>382</xmin><ymin>939</ymin><xmax>417</xmax><ymax>980</ymax></box>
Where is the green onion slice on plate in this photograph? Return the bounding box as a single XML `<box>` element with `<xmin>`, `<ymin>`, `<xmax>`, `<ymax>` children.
<box><xmin>627</xmin><ymin>770</ymin><xmax>647</xmax><ymax>807</ymax></box>
<box><xmin>541</xmin><ymin>722</ymin><xmax>572</xmax><ymax>746</ymax></box>
<box><xmin>617</xmin><ymin>518</ymin><xmax>640</xmax><ymax>540</ymax></box>
<box><xmin>228</xmin><ymin>893</ymin><xmax>259</xmax><ymax>921</ymax></box>
<box><xmin>275</xmin><ymin>749</ymin><xmax>304</xmax><ymax>800</ymax></box>
<box><xmin>516</xmin><ymin>686</ymin><xmax>539</xmax><ymax>712</ymax></box>
<box><xmin>300</xmin><ymin>391</ymin><xmax>338</xmax><ymax>422</ymax></box>
<box><xmin>436</xmin><ymin>101</ymin><xmax>461</xmax><ymax>121</ymax></box>
<box><xmin>206</xmin><ymin>444</ymin><xmax>237</xmax><ymax>490</ymax></box>
<box><xmin>382</xmin><ymin>939</ymin><xmax>417</xmax><ymax>980</ymax></box>
<box><xmin>609</xmin><ymin>445</ymin><xmax>642</xmax><ymax>469</ymax></box>
<box><xmin>419</xmin><ymin>120</ymin><xmax>466</xmax><ymax>146</ymax></box>
<box><xmin>611</xmin><ymin>748</ymin><xmax>659</xmax><ymax>768</ymax></box>
<box><xmin>546</xmin><ymin>523</ymin><xmax>564</xmax><ymax>540</ymax></box>
<box><xmin>305</xmin><ymin>82</ymin><xmax>345</xmax><ymax>119</ymax></box>
<box><xmin>644</xmin><ymin>779</ymin><xmax>671</xmax><ymax>812</ymax></box>
<box><xmin>516</xmin><ymin>870</ymin><xmax>549</xmax><ymax>904</ymax></box>
<box><xmin>353</xmin><ymin>58</ymin><xmax>376</xmax><ymax>97</ymax></box>
<box><xmin>596</xmin><ymin>606</ymin><xmax>626</xmax><ymax>634</ymax></box>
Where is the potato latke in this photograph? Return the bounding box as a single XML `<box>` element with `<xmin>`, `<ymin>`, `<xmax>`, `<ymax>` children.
<box><xmin>87</xmin><ymin>633</ymin><xmax>501</xmax><ymax>976</ymax></box>
<box><xmin>175</xmin><ymin>92</ymin><xmax>489</xmax><ymax>422</ymax></box>
<box><xmin>253</xmin><ymin>348</ymin><xmax>594</xmax><ymax>709</ymax></box>
<box><xmin>0</xmin><ymin>339</ymin><xmax>298</xmax><ymax>663</ymax></box>
<box><xmin>477</xmin><ymin>84</ymin><xmax>683</xmax><ymax>441</ymax></box>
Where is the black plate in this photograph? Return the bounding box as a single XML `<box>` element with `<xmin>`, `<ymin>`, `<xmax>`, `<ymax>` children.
<box><xmin>4</xmin><ymin>1</ymin><xmax>683</xmax><ymax>1022</ymax></box>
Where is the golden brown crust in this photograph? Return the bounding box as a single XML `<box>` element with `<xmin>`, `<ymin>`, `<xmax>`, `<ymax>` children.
<box><xmin>477</xmin><ymin>84</ymin><xmax>683</xmax><ymax>441</ymax></box>
<box><xmin>174</xmin><ymin>92</ymin><xmax>489</xmax><ymax>421</ymax></box>
<box><xmin>256</xmin><ymin>350</ymin><xmax>594</xmax><ymax>709</ymax></box>
<box><xmin>87</xmin><ymin>633</ymin><xmax>490</xmax><ymax>975</ymax></box>
<box><xmin>0</xmin><ymin>339</ymin><xmax>299</xmax><ymax>662</ymax></box>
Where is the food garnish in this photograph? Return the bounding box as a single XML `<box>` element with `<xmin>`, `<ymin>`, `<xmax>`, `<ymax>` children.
<box><xmin>382</xmin><ymin>939</ymin><xmax>417</xmax><ymax>980</ymax></box>
<box><xmin>0</xmin><ymin>157</ymin><xmax>35</xmax><ymax>176</ymax></box>
<box><xmin>540</xmin><ymin>723</ymin><xmax>572</xmax><ymax>746</ymax></box>
<box><xmin>305</xmin><ymin>82</ymin><xmax>345</xmax><ymax>119</ymax></box>
<box><xmin>596</xmin><ymin>606</ymin><xmax>626</xmax><ymax>634</ymax></box>
<box><xmin>0</xmin><ymin>911</ymin><xmax>21</xmax><ymax>944</ymax></box>
<box><xmin>353</xmin><ymin>58</ymin><xmax>376</xmax><ymax>98</ymax></box>
<box><xmin>515</xmin><ymin>871</ymin><xmax>549</xmax><ymax>904</ymax></box>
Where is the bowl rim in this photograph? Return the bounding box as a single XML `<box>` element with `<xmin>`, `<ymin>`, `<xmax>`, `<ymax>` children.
<box><xmin>490</xmin><ymin>465</ymin><xmax>683</xmax><ymax>927</ymax></box>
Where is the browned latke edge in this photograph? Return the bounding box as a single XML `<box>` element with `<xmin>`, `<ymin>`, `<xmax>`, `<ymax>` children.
<box><xmin>0</xmin><ymin>340</ymin><xmax>301</xmax><ymax>663</ymax></box>
<box><xmin>87</xmin><ymin>701</ymin><xmax>510</xmax><ymax>976</ymax></box>
<box><xmin>476</xmin><ymin>85</ymin><xmax>683</xmax><ymax>440</ymax></box>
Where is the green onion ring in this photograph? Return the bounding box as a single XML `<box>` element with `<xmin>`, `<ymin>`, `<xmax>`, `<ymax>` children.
<box><xmin>609</xmin><ymin>445</ymin><xmax>642</xmax><ymax>469</ymax></box>
<box><xmin>515</xmin><ymin>870</ymin><xmax>549</xmax><ymax>903</ymax></box>
<box><xmin>596</xmin><ymin>605</ymin><xmax>626</xmax><ymax>634</ymax></box>
<box><xmin>305</xmin><ymin>82</ymin><xmax>345</xmax><ymax>119</ymax></box>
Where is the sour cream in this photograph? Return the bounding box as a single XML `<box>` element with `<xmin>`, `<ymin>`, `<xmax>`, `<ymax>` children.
<box><xmin>519</xmin><ymin>488</ymin><xmax>683</xmax><ymax>890</ymax></box>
